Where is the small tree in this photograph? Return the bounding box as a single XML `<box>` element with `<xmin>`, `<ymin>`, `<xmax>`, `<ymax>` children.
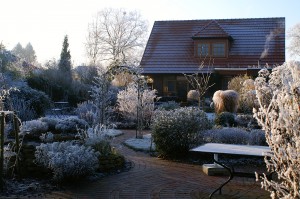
<box><xmin>184</xmin><ymin>61</ymin><xmax>215</xmax><ymax>108</ymax></box>
<box><xmin>254</xmin><ymin>61</ymin><xmax>300</xmax><ymax>199</ymax></box>
<box><xmin>117</xmin><ymin>79</ymin><xmax>156</xmax><ymax>138</ymax></box>
<box><xmin>90</xmin><ymin>67</ymin><xmax>113</xmax><ymax>125</ymax></box>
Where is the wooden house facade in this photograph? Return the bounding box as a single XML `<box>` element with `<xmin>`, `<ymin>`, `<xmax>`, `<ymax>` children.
<box><xmin>140</xmin><ymin>17</ymin><xmax>285</xmax><ymax>102</ymax></box>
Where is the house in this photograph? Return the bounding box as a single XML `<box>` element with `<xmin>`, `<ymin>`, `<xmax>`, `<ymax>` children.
<box><xmin>140</xmin><ymin>17</ymin><xmax>285</xmax><ymax>102</ymax></box>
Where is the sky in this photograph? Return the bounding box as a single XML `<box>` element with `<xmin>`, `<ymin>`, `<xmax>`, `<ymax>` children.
<box><xmin>1</xmin><ymin>0</ymin><xmax>299</xmax><ymax>65</ymax></box>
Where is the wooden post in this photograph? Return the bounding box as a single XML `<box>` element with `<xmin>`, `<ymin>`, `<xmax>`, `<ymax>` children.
<box><xmin>13</xmin><ymin>114</ymin><xmax>20</xmax><ymax>176</ymax></box>
<box><xmin>0</xmin><ymin>112</ymin><xmax>4</xmax><ymax>189</ymax></box>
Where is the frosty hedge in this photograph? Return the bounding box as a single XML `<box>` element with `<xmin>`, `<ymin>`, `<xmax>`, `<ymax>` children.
<box><xmin>152</xmin><ymin>107</ymin><xmax>212</xmax><ymax>158</ymax></box>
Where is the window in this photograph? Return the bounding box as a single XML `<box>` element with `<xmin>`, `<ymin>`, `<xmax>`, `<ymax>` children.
<box><xmin>197</xmin><ymin>43</ymin><xmax>209</xmax><ymax>57</ymax></box>
<box><xmin>167</xmin><ymin>81</ymin><xmax>176</xmax><ymax>92</ymax></box>
<box><xmin>195</xmin><ymin>41</ymin><xmax>227</xmax><ymax>58</ymax></box>
<box><xmin>212</xmin><ymin>43</ymin><xmax>225</xmax><ymax>57</ymax></box>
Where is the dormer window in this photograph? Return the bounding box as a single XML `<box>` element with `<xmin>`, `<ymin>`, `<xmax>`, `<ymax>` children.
<box><xmin>192</xmin><ymin>20</ymin><xmax>231</xmax><ymax>59</ymax></box>
<box><xmin>195</xmin><ymin>40</ymin><xmax>227</xmax><ymax>58</ymax></box>
<box><xmin>197</xmin><ymin>43</ymin><xmax>209</xmax><ymax>57</ymax></box>
<box><xmin>212</xmin><ymin>43</ymin><xmax>225</xmax><ymax>57</ymax></box>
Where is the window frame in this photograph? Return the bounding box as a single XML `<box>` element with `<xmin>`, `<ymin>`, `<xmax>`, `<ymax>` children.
<box><xmin>194</xmin><ymin>39</ymin><xmax>228</xmax><ymax>58</ymax></box>
<box><xmin>212</xmin><ymin>43</ymin><xmax>226</xmax><ymax>57</ymax></box>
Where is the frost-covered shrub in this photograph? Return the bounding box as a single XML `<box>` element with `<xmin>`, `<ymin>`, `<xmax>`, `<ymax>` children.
<box><xmin>152</xmin><ymin>107</ymin><xmax>212</xmax><ymax>158</ymax></box>
<box><xmin>39</xmin><ymin>117</ymin><xmax>59</xmax><ymax>131</ymax></box>
<box><xmin>214</xmin><ymin>112</ymin><xmax>236</xmax><ymax>127</ymax></box>
<box><xmin>40</xmin><ymin>132</ymin><xmax>54</xmax><ymax>142</ymax></box>
<box><xmin>35</xmin><ymin>141</ymin><xmax>99</xmax><ymax>181</ymax></box>
<box><xmin>55</xmin><ymin>116</ymin><xmax>88</xmax><ymax>133</ymax></box>
<box><xmin>202</xmin><ymin>127</ymin><xmax>266</xmax><ymax>146</ymax></box>
<box><xmin>202</xmin><ymin>127</ymin><xmax>250</xmax><ymax>145</ymax></box>
<box><xmin>228</xmin><ymin>75</ymin><xmax>258</xmax><ymax>113</ymax></box>
<box><xmin>228</xmin><ymin>74</ymin><xmax>252</xmax><ymax>94</ymax></box>
<box><xmin>248</xmin><ymin>129</ymin><xmax>266</xmax><ymax>146</ymax></box>
<box><xmin>235</xmin><ymin>114</ymin><xmax>260</xmax><ymax>129</ymax></box>
<box><xmin>9</xmin><ymin>86</ymin><xmax>51</xmax><ymax>117</ymax></box>
<box><xmin>212</xmin><ymin>90</ymin><xmax>239</xmax><ymax>114</ymax></box>
<box><xmin>76</xmin><ymin>100</ymin><xmax>97</xmax><ymax>125</ymax></box>
<box><xmin>254</xmin><ymin>61</ymin><xmax>300</xmax><ymax>198</ymax></box>
<box><xmin>77</xmin><ymin>124</ymin><xmax>108</xmax><ymax>146</ymax></box>
<box><xmin>117</xmin><ymin>83</ymin><xmax>156</xmax><ymax>126</ymax></box>
<box><xmin>156</xmin><ymin>101</ymin><xmax>180</xmax><ymax>111</ymax></box>
<box><xmin>187</xmin><ymin>90</ymin><xmax>199</xmax><ymax>104</ymax></box>
<box><xmin>92</xmin><ymin>140</ymin><xmax>113</xmax><ymax>156</ymax></box>
<box><xmin>21</xmin><ymin>120</ymin><xmax>49</xmax><ymax>140</ymax></box>
<box><xmin>9</xmin><ymin>98</ymin><xmax>37</xmax><ymax>121</ymax></box>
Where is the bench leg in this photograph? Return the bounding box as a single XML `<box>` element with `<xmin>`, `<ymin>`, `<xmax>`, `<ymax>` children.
<box><xmin>209</xmin><ymin>158</ymin><xmax>233</xmax><ymax>199</ymax></box>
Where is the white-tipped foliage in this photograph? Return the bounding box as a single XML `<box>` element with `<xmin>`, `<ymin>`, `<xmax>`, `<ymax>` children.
<box><xmin>254</xmin><ymin>61</ymin><xmax>300</xmax><ymax>199</ymax></box>
<box><xmin>21</xmin><ymin>120</ymin><xmax>48</xmax><ymax>135</ymax></box>
<box><xmin>117</xmin><ymin>83</ymin><xmax>156</xmax><ymax>125</ymax></box>
<box><xmin>35</xmin><ymin>141</ymin><xmax>100</xmax><ymax>181</ymax></box>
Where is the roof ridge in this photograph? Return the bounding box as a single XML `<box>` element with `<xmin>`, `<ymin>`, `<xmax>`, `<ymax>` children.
<box><xmin>154</xmin><ymin>17</ymin><xmax>285</xmax><ymax>23</ymax></box>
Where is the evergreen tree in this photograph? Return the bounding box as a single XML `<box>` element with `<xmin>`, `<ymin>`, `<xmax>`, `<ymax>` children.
<box><xmin>59</xmin><ymin>35</ymin><xmax>72</xmax><ymax>75</ymax></box>
<box><xmin>57</xmin><ymin>35</ymin><xmax>73</xmax><ymax>101</ymax></box>
<box><xmin>24</xmin><ymin>43</ymin><xmax>37</xmax><ymax>64</ymax></box>
<box><xmin>12</xmin><ymin>43</ymin><xmax>24</xmax><ymax>58</ymax></box>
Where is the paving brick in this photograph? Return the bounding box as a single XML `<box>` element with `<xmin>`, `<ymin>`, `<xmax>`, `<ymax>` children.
<box><xmin>18</xmin><ymin>129</ymin><xmax>270</xmax><ymax>199</ymax></box>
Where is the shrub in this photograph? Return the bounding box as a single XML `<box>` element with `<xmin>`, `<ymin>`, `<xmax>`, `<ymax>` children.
<box><xmin>152</xmin><ymin>107</ymin><xmax>212</xmax><ymax>158</ymax></box>
<box><xmin>76</xmin><ymin>100</ymin><xmax>97</xmax><ymax>125</ymax></box>
<box><xmin>235</xmin><ymin>114</ymin><xmax>260</xmax><ymax>129</ymax></box>
<box><xmin>235</xmin><ymin>114</ymin><xmax>253</xmax><ymax>127</ymax></box>
<box><xmin>35</xmin><ymin>141</ymin><xmax>99</xmax><ymax>181</ymax></box>
<box><xmin>227</xmin><ymin>75</ymin><xmax>259</xmax><ymax>113</ymax></box>
<box><xmin>201</xmin><ymin>127</ymin><xmax>266</xmax><ymax>146</ymax></box>
<box><xmin>9</xmin><ymin>86</ymin><xmax>51</xmax><ymax>117</ymax></box>
<box><xmin>187</xmin><ymin>90</ymin><xmax>199</xmax><ymax>105</ymax></box>
<box><xmin>214</xmin><ymin>112</ymin><xmax>236</xmax><ymax>127</ymax></box>
<box><xmin>40</xmin><ymin>132</ymin><xmax>54</xmax><ymax>142</ymax></box>
<box><xmin>77</xmin><ymin>124</ymin><xmax>109</xmax><ymax>146</ymax></box>
<box><xmin>254</xmin><ymin>62</ymin><xmax>300</xmax><ymax>198</ymax></box>
<box><xmin>39</xmin><ymin>117</ymin><xmax>59</xmax><ymax>131</ymax></box>
<box><xmin>202</xmin><ymin>127</ymin><xmax>261</xmax><ymax>145</ymax></box>
<box><xmin>156</xmin><ymin>101</ymin><xmax>180</xmax><ymax>111</ymax></box>
<box><xmin>9</xmin><ymin>98</ymin><xmax>37</xmax><ymax>121</ymax></box>
<box><xmin>21</xmin><ymin>120</ymin><xmax>49</xmax><ymax>140</ymax></box>
<box><xmin>227</xmin><ymin>74</ymin><xmax>252</xmax><ymax>94</ymax></box>
<box><xmin>92</xmin><ymin>140</ymin><xmax>113</xmax><ymax>156</ymax></box>
<box><xmin>55</xmin><ymin>116</ymin><xmax>88</xmax><ymax>133</ymax></box>
<box><xmin>248</xmin><ymin>129</ymin><xmax>267</xmax><ymax>146</ymax></box>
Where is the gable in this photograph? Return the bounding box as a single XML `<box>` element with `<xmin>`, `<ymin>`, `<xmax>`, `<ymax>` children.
<box><xmin>192</xmin><ymin>20</ymin><xmax>231</xmax><ymax>39</ymax></box>
<box><xmin>141</xmin><ymin>17</ymin><xmax>285</xmax><ymax>74</ymax></box>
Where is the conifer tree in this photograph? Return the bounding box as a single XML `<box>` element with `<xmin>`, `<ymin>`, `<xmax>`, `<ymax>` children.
<box><xmin>59</xmin><ymin>35</ymin><xmax>72</xmax><ymax>77</ymax></box>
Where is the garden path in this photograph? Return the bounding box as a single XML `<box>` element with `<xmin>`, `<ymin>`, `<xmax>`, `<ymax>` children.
<box><xmin>39</xmin><ymin>130</ymin><xmax>269</xmax><ymax>199</ymax></box>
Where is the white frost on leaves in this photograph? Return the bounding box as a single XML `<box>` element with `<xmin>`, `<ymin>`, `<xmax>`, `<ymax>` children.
<box><xmin>254</xmin><ymin>61</ymin><xmax>300</xmax><ymax>199</ymax></box>
<box><xmin>35</xmin><ymin>141</ymin><xmax>99</xmax><ymax>181</ymax></box>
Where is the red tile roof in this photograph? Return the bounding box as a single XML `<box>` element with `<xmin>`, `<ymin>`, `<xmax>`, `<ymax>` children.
<box><xmin>141</xmin><ymin>17</ymin><xmax>285</xmax><ymax>74</ymax></box>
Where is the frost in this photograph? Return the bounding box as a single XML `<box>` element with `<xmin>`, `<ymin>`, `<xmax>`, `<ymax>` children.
<box><xmin>35</xmin><ymin>141</ymin><xmax>99</xmax><ymax>181</ymax></box>
<box><xmin>254</xmin><ymin>61</ymin><xmax>300</xmax><ymax>199</ymax></box>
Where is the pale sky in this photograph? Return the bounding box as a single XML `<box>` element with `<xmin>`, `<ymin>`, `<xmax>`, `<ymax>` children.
<box><xmin>1</xmin><ymin>0</ymin><xmax>299</xmax><ymax>65</ymax></box>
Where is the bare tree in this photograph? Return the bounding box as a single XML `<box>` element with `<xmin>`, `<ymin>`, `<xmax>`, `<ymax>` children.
<box><xmin>288</xmin><ymin>23</ymin><xmax>300</xmax><ymax>58</ymax></box>
<box><xmin>184</xmin><ymin>60</ymin><xmax>215</xmax><ymax>109</ymax></box>
<box><xmin>85</xmin><ymin>8</ymin><xmax>148</xmax><ymax>66</ymax></box>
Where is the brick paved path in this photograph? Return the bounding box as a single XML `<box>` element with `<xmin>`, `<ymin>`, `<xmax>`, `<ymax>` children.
<box><xmin>42</xmin><ymin>130</ymin><xmax>270</xmax><ymax>199</ymax></box>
